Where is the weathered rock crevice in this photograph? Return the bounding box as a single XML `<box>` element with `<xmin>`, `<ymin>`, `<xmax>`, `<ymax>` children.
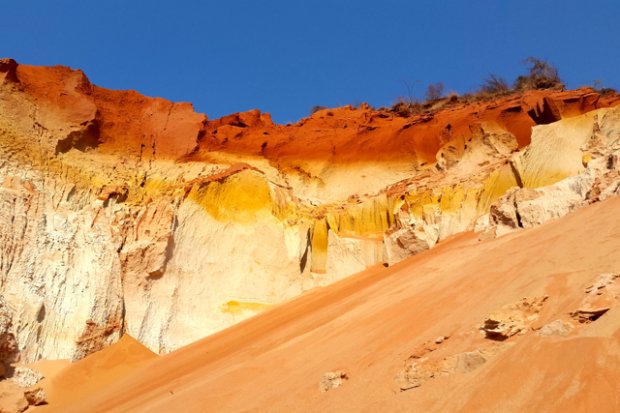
<box><xmin>54</xmin><ymin>119</ymin><xmax>101</xmax><ymax>154</ymax></box>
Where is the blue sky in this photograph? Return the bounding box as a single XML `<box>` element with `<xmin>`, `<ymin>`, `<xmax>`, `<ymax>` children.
<box><xmin>2</xmin><ymin>1</ymin><xmax>619</xmax><ymax>123</ymax></box>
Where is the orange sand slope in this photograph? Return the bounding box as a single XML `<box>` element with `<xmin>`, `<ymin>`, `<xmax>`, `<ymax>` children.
<box><xmin>34</xmin><ymin>336</ymin><xmax>155</xmax><ymax>411</ymax></box>
<box><xmin>59</xmin><ymin>196</ymin><xmax>620</xmax><ymax>413</ymax></box>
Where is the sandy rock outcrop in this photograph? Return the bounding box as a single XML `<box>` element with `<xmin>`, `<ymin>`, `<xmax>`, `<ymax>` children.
<box><xmin>319</xmin><ymin>371</ymin><xmax>349</xmax><ymax>392</ymax></box>
<box><xmin>488</xmin><ymin>106</ymin><xmax>620</xmax><ymax>236</ymax></box>
<box><xmin>570</xmin><ymin>273</ymin><xmax>619</xmax><ymax>323</ymax></box>
<box><xmin>117</xmin><ymin>199</ymin><xmax>311</xmax><ymax>352</ymax></box>
<box><xmin>397</xmin><ymin>348</ymin><xmax>496</xmax><ymax>391</ymax></box>
<box><xmin>0</xmin><ymin>174</ymin><xmax>124</xmax><ymax>361</ymax></box>
<box><xmin>537</xmin><ymin>319</ymin><xmax>574</xmax><ymax>337</ymax></box>
<box><xmin>1</xmin><ymin>58</ymin><xmax>620</xmax><ymax>363</ymax></box>
<box><xmin>481</xmin><ymin>296</ymin><xmax>548</xmax><ymax>340</ymax></box>
<box><xmin>23</xmin><ymin>387</ymin><xmax>47</xmax><ymax>406</ymax></box>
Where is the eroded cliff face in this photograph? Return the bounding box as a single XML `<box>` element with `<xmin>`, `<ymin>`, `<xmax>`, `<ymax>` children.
<box><xmin>0</xmin><ymin>57</ymin><xmax>619</xmax><ymax>365</ymax></box>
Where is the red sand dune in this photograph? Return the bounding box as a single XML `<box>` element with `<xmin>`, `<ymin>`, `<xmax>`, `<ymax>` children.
<box><xmin>49</xmin><ymin>196</ymin><xmax>620</xmax><ymax>413</ymax></box>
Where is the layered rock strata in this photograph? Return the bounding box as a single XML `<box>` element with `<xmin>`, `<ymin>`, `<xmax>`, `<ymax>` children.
<box><xmin>0</xmin><ymin>58</ymin><xmax>619</xmax><ymax>363</ymax></box>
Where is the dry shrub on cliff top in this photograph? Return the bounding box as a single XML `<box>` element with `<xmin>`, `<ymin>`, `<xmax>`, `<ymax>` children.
<box><xmin>311</xmin><ymin>105</ymin><xmax>328</xmax><ymax>114</ymax></box>
<box><xmin>387</xmin><ymin>57</ymin><xmax>570</xmax><ymax>117</ymax></box>
<box><xmin>514</xmin><ymin>57</ymin><xmax>564</xmax><ymax>91</ymax></box>
<box><xmin>425</xmin><ymin>82</ymin><xmax>445</xmax><ymax>101</ymax></box>
<box><xmin>479</xmin><ymin>74</ymin><xmax>511</xmax><ymax>95</ymax></box>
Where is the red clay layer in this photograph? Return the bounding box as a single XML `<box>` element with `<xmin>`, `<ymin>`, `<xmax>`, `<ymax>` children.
<box><xmin>196</xmin><ymin>90</ymin><xmax>619</xmax><ymax>165</ymax></box>
<box><xmin>2</xmin><ymin>58</ymin><xmax>619</xmax><ymax>163</ymax></box>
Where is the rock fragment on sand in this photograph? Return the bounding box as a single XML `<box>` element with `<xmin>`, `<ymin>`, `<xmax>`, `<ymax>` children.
<box><xmin>570</xmin><ymin>273</ymin><xmax>619</xmax><ymax>323</ymax></box>
<box><xmin>397</xmin><ymin>348</ymin><xmax>496</xmax><ymax>391</ymax></box>
<box><xmin>570</xmin><ymin>308</ymin><xmax>610</xmax><ymax>323</ymax></box>
<box><xmin>24</xmin><ymin>387</ymin><xmax>47</xmax><ymax>406</ymax></box>
<box><xmin>481</xmin><ymin>296</ymin><xmax>548</xmax><ymax>340</ymax></box>
<box><xmin>537</xmin><ymin>319</ymin><xmax>574</xmax><ymax>336</ymax></box>
<box><xmin>319</xmin><ymin>371</ymin><xmax>348</xmax><ymax>392</ymax></box>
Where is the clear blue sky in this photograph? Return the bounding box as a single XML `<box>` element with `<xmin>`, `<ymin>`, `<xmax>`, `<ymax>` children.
<box><xmin>2</xmin><ymin>1</ymin><xmax>619</xmax><ymax>123</ymax></box>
